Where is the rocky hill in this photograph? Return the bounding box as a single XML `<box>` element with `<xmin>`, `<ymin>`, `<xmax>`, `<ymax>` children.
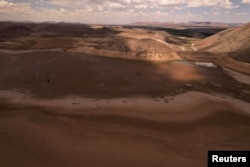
<box><xmin>195</xmin><ymin>23</ymin><xmax>250</xmax><ymax>63</ymax></box>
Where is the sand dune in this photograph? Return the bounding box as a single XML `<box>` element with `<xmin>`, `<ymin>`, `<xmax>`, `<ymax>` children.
<box><xmin>0</xmin><ymin>90</ymin><xmax>250</xmax><ymax>167</ymax></box>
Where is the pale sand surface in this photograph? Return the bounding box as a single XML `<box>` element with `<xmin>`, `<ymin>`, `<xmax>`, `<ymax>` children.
<box><xmin>0</xmin><ymin>90</ymin><xmax>250</xmax><ymax>167</ymax></box>
<box><xmin>0</xmin><ymin>90</ymin><xmax>249</xmax><ymax>120</ymax></box>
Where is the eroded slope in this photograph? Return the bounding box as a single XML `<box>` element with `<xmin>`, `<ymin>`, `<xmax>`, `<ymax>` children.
<box><xmin>195</xmin><ymin>23</ymin><xmax>250</xmax><ymax>62</ymax></box>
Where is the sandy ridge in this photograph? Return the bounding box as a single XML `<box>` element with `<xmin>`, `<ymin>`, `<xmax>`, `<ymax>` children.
<box><xmin>1</xmin><ymin>89</ymin><xmax>249</xmax><ymax>121</ymax></box>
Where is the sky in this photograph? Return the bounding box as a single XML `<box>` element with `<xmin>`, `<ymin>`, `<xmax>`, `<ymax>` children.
<box><xmin>0</xmin><ymin>0</ymin><xmax>250</xmax><ymax>24</ymax></box>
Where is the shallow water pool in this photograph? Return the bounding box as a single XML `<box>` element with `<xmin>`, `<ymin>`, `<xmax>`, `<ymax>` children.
<box><xmin>170</xmin><ymin>60</ymin><xmax>217</xmax><ymax>68</ymax></box>
<box><xmin>193</xmin><ymin>62</ymin><xmax>217</xmax><ymax>68</ymax></box>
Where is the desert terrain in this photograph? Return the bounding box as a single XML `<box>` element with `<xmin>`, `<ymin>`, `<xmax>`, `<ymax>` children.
<box><xmin>0</xmin><ymin>22</ymin><xmax>250</xmax><ymax>167</ymax></box>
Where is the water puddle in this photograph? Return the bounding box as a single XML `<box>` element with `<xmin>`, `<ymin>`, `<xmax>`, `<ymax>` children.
<box><xmin>193</xmin><ymin>62</ymin><xmax>217</xmax><ymax>68</ymax></box>
<box><xmin>170</xmin><ymin>60</ymin><xmax>217</xmax><ymax>68</ymax></box>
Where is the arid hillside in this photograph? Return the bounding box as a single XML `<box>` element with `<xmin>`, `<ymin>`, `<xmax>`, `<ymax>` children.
<box><xmin>195</xmin><ymin>23</ymin><xmax>250</xmax><ymax>62</ymax></box>
<box><xmin>0</xmin><ymin>22</ymin><xmax>181</xmax><ymax>61</ymax></box>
